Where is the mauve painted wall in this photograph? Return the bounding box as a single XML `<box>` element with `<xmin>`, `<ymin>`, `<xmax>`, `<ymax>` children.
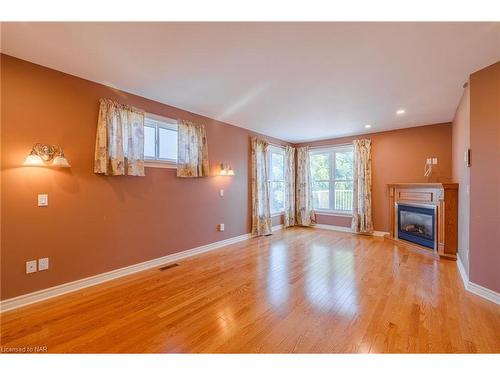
<box><xmin>451</xmin><ymin>85</ymin><xmax>470</xmax><ymax>276</ymax></box>
<box><xmin>0</xmin><ymin>55</ymin><xmax>288</xmax><ymax>300</ymax></box>
<box><xmin>295</xmin><ymin>123</ymin><xmax>453</xmax><ymax>232</ymax></box>
<box><xmin>469</xmin><ymin>61</ymin><xmax>500</xmax><ymax>293</ymax></box>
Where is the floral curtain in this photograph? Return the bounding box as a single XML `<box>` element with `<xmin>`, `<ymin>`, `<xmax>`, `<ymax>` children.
<box><xmin>177</xmin><ymin>120</ymin><xmax>209</xmax><ymax>178</ymax></box>
<box><xmin>296</xmin><ymin>146</ymin><xmax>315</xmax><ymax>226</ymax></box>
<box><xmin>352</xmin><ymin>139</ymin><xmax>374</xmax><ymax>234</ymax></box>
<box><xmin>284</xmin><ymin>146</ymin><xmax>296</xmax><ymax>227</ymax></box>
<box><xmin>251</xmin><ymin>137</ymin><xmax>272</xmax><ymax>236</ymax></box>
<box><xmin>94</xmin><ymin>98</ymin><xmax>145</xmax><ymax>176</ymax></box>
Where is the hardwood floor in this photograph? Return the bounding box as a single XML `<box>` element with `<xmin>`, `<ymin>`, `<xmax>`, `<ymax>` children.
<box><xmin>1</xmin><ymin>227</ymin><xmax>499</xmax><ymax>353</ymax></box>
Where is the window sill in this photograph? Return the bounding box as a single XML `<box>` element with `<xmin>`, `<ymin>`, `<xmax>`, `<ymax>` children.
<box><xmin>144</xmin><ymin>160</ymin><xmax>177</xmax><ymax>169</ymax></box>
<box><xmin>271</xmin><ymin>211</ymin><xmax>285</xmax><ymax>217</ymax></box>
<box><xmin>314</xmin><ymin>210</ymin><xmax>352</xmax><ymax>217</ymax></box>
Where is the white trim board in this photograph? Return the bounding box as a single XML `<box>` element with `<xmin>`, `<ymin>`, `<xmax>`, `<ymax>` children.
<box><xmin>272</xmin><ymin>224</ymin><xmax>284</xmax><ymax>231</ymax></box>
<box><xmin>313</xmin><ymin>223</ymin><xmax>389</xmax><ymax>237</ymax></box>
<box><xmin>0</xmin><ymin>224</ymin><xmax>286</xmax><ymax>313</ymax></box>
<box><xmin>0</xmin><ymin>232</ymin><xmax>254</xmax><ymax>313</ymax></box>
<box><xmin>457</xmin><ymin>257</ymin><xmax>500</xmax><ymax>305</ymax></box>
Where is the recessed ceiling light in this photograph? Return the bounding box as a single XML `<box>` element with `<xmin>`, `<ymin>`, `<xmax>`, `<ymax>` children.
<box><xmin>364</xmin><ymin>124</ymin><xmax>372</xmax><ymax>129</ymax></box>
<box><xmin>396</xmin><ymin>109</ymin><xmax>406</xmax><ymax>115</ymax></box>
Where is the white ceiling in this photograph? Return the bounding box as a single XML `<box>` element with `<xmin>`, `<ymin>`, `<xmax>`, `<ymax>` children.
<box><xmin>2</xmin><ymin>22</ymin><xmax>499</xmax><ymax>142</ymax></box>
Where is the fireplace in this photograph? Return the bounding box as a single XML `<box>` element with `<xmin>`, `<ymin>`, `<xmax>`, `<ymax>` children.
<box><xmin>388</xmin><ymin>183</ymin><xmax>458</xmax><ymax>259</ymax></box>
<box><xmin>396</xmin><ymin>203</ymin><xmax>436</xmax><ymax>249</ymax></box>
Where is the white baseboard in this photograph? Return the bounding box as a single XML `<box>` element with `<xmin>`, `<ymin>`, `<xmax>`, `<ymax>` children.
<box><xmin>314</xmin><ymin>223</ymin><xmax>352</xmax><ymax>233</ymax></box>
<box><xmin>457</xmin><ymin>257</ymin><xmax>499</xmax><ymax>305</ymax></box>
<box><xmin>272</xmin><ymin>224</ymin><xmax>284</xmax><ymax>231</ymax></box>
<box><xmin>313</xmin><ymin>223</ymin><xmax>389</xmax><ymax>237</ymax></box>
<box><xmin>0</xmin><ymin>224</ymin><xmax>289</xmax><ymax>313</ymax></box>
<box><xmin>457</xmin><ymin>256</ymin><xmax>469</xmax><ymax>288</ymax></box>
<box><xmin>0</xmin><ymin>232</ymin><xmax>254</xmax><ymax>313</ymax></box>
<box><xmin>467</xmin><ymin>282</ymin><xmax>500</xmax><ymax>305</ymax></box>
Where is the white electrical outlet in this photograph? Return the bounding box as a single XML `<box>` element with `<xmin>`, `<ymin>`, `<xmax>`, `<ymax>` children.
<box><xmin>219</xmin><ymin>189</ymin><xmax>224</xmax><ymax>197</ymax></box>
<box><xmin>38</xmin><ymin>194</ymin><xmax>48</xmax><ymax>207</ymax></box>
<box><xmin>219</xmin><ymin>223</ymin><xmax>225</xmax><ymax>232</ymax></box>
<box><xmin>426</xmin><ymin>158</ymin><xmax>432</xmax><ymax>165</ymax></box>
<box><xmin>38</xmin><ymin>258</ymin><xmax>49</xmax><ymax>271</ymax></box>
<box><xmin>26</xmin><ymin>260</ymin><xmax>37</xmax><ymax>274</ymax></box>
<box><xmin>432</xmin><ymin>158</ymin><xmax>438</xmax><ymax>165</ymax></box>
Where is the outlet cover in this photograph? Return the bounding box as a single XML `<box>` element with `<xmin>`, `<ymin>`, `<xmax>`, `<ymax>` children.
<box><xmin>38</xmin><ymin>194</ymin><xmax>48</xmax><ymax>207</ymax></box>
<box><xmin>219</xmin><ymin>223</ymin><xmax>225</xmax><ymax>231</ymax></box>
<box><xmin>38</xmin><ymin>258</ymin><xmax>49</xmax><ymax>271</ymax></box>
<box><xmin>26</xmin><ymin>260</ymin><xmax>37</xmax><ymax>274</ymax></box>
<box><xmin>432</xmin><ymin>158</ymin><xmax>438</xmax><ymax>165</ymax></box>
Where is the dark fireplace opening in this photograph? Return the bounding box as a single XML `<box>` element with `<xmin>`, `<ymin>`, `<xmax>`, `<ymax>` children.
<box><xmin>397</xmin><ymin>204</ymin><xmax>435</xmax><ymax>249</ymax></box>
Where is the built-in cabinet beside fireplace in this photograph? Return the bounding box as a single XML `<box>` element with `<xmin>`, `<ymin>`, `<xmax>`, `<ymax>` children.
<box><xmin>387</xmin><ymin>183</ymin><xmax>458</xmax><ymax>259</ymax></box>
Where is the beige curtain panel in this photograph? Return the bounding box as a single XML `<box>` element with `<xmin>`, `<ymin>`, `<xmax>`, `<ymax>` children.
<box><xmin>251</xmin><ymin>137</ymin><xmax>272</xmax><ymax>236</ymax></box>
<box><xmin>296</xmin><ymin>146</ymin><xmax>315</xmax><ymax>226</ymax></box>
<box><xmin>177</xmin><ymin>120</ymin><xmax>209</xmax><ymax>178</ymax></box>
<box><xmin>94</xmin><ymin>98</ymin><xmax>145</xmax><ymax>176</ymax></box>
<box><xmin>352</xmin><ymin>139</ymin><xmax>374</xmax><ymax>234</ymax></box>
<box><xmin>284</xmin><ymin>145</ymin><xmax>296</xmax><ymax>227</ymax></box>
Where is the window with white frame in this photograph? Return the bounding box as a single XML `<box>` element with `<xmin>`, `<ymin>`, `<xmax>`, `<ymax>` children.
<box><xmin>309</xmin><ymin>145</ymin><xmax>354</xmax><ymax>213</ymax></box>
<box><xmin>144</xmin><ymin>114</ymin><xmax>178</xmax><ymax>164</ymax></box>
<box><xmin>268</xmin><ymin>145</ymin><xmax>286</xmax><ymax>215</ymax></box>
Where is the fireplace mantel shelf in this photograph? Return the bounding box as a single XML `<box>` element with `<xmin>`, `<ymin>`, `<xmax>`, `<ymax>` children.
<box><xmin>386</xmin><ymin>182</ymin><xmax>458</xmax><ymax>260</ymax></box>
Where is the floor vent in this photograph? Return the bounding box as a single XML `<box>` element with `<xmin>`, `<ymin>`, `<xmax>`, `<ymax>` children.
<box><xmin>159</xmin><ymin>263</ymin><xmax>179</xmax><ymax>271</ymax></box>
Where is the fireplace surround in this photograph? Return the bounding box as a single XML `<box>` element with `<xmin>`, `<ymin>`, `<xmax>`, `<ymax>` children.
<box><xmin>387</xmin><ymin>183</ymin><xmax>458</xmax><ymax>259</ymax></box>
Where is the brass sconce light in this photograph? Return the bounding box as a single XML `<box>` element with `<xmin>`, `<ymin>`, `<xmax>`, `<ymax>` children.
<box><xmin>23</xmin><ymin>143</ymin><xmax>71</xmax><ymax>168</ymax></box>
<box><xmin>219</xmin><ymin>163</ymin><xmax>234</xmax><ymax>176</ymax></box>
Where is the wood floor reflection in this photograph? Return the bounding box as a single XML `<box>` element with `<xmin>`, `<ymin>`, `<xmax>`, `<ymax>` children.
<box><xmin>1</xmin><ymin>227</ymin><xmax>499</xmax><ymax>353</ymax></box>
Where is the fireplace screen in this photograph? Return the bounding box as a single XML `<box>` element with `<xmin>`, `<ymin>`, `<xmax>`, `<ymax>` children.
<box><xmin>397</xmin><ymin>204</ymin><xmax>435</xmax><ymax>249</ymax></box>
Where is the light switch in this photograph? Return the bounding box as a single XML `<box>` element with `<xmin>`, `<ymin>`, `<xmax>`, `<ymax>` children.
<box><xmin>219</xmin><ymin>189</ymin><xmax>224</xmax><ymax>197</ymax></box>
<box><xmin>38</xmin><ymin>194</ymin><xmax>48</xmax><ymax>207</ymax></box>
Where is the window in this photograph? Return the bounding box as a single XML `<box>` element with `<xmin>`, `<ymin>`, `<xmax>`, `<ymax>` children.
<box><xmin>310</xmin><ymin>146</ymin><xmax>354</xmax><ymax>213</ymax></box>
<box><xmin>144</xmin><ymin>113</ymin><xmax>178</xmax><ymax>166</ymax></box>
<box><xmin>268</xmin><ymin>145</ymin><xmax>286</xmax><ymax>215</ymax></box>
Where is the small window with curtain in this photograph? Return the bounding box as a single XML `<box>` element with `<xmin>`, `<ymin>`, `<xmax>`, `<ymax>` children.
<box><xmin>268</xmin><ymin>145</ymin><xmax>286</xmax><ymax>215</ymax></box>
<box><xmin>144</xmin><ymin>113</ymin><xmax>178</xmax><ymax>168</ymax></box>
<box><xmin>309</xmin><ymin>145</ymin><xmax>354</xmax><ymax>214</ymax></box>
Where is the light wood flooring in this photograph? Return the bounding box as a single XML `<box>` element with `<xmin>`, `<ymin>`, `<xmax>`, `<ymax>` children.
<box><xmin>1</xmin><ymin>227</ymin><xmax>499</xmax><ymax>353</ymax></box>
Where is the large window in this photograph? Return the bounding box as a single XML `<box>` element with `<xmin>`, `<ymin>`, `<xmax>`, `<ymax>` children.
<box><xmin>268</xmin><ymin>145</ymin><xmax>285</xmax><ymax>215</ymax></box>
<box><xmin>310</xmin><ymin>146</ymin><xmax>354</xmax><ymax>213</ymax></box>
<box><xmin>144</xmin><ymin>114</ymin><xmax>178</xmax><ymax>165</ymax></box>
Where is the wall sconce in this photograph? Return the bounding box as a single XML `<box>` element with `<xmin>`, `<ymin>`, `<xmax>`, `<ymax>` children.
<box><xmin>219</xmin><ymin>163</ymin><xmax>234</xmax><ymax>176</ymax></box>
<box><xmin>23</xmin><ymin>143</ymin><xmax>71</xmax><ymax>168</ymax></box>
